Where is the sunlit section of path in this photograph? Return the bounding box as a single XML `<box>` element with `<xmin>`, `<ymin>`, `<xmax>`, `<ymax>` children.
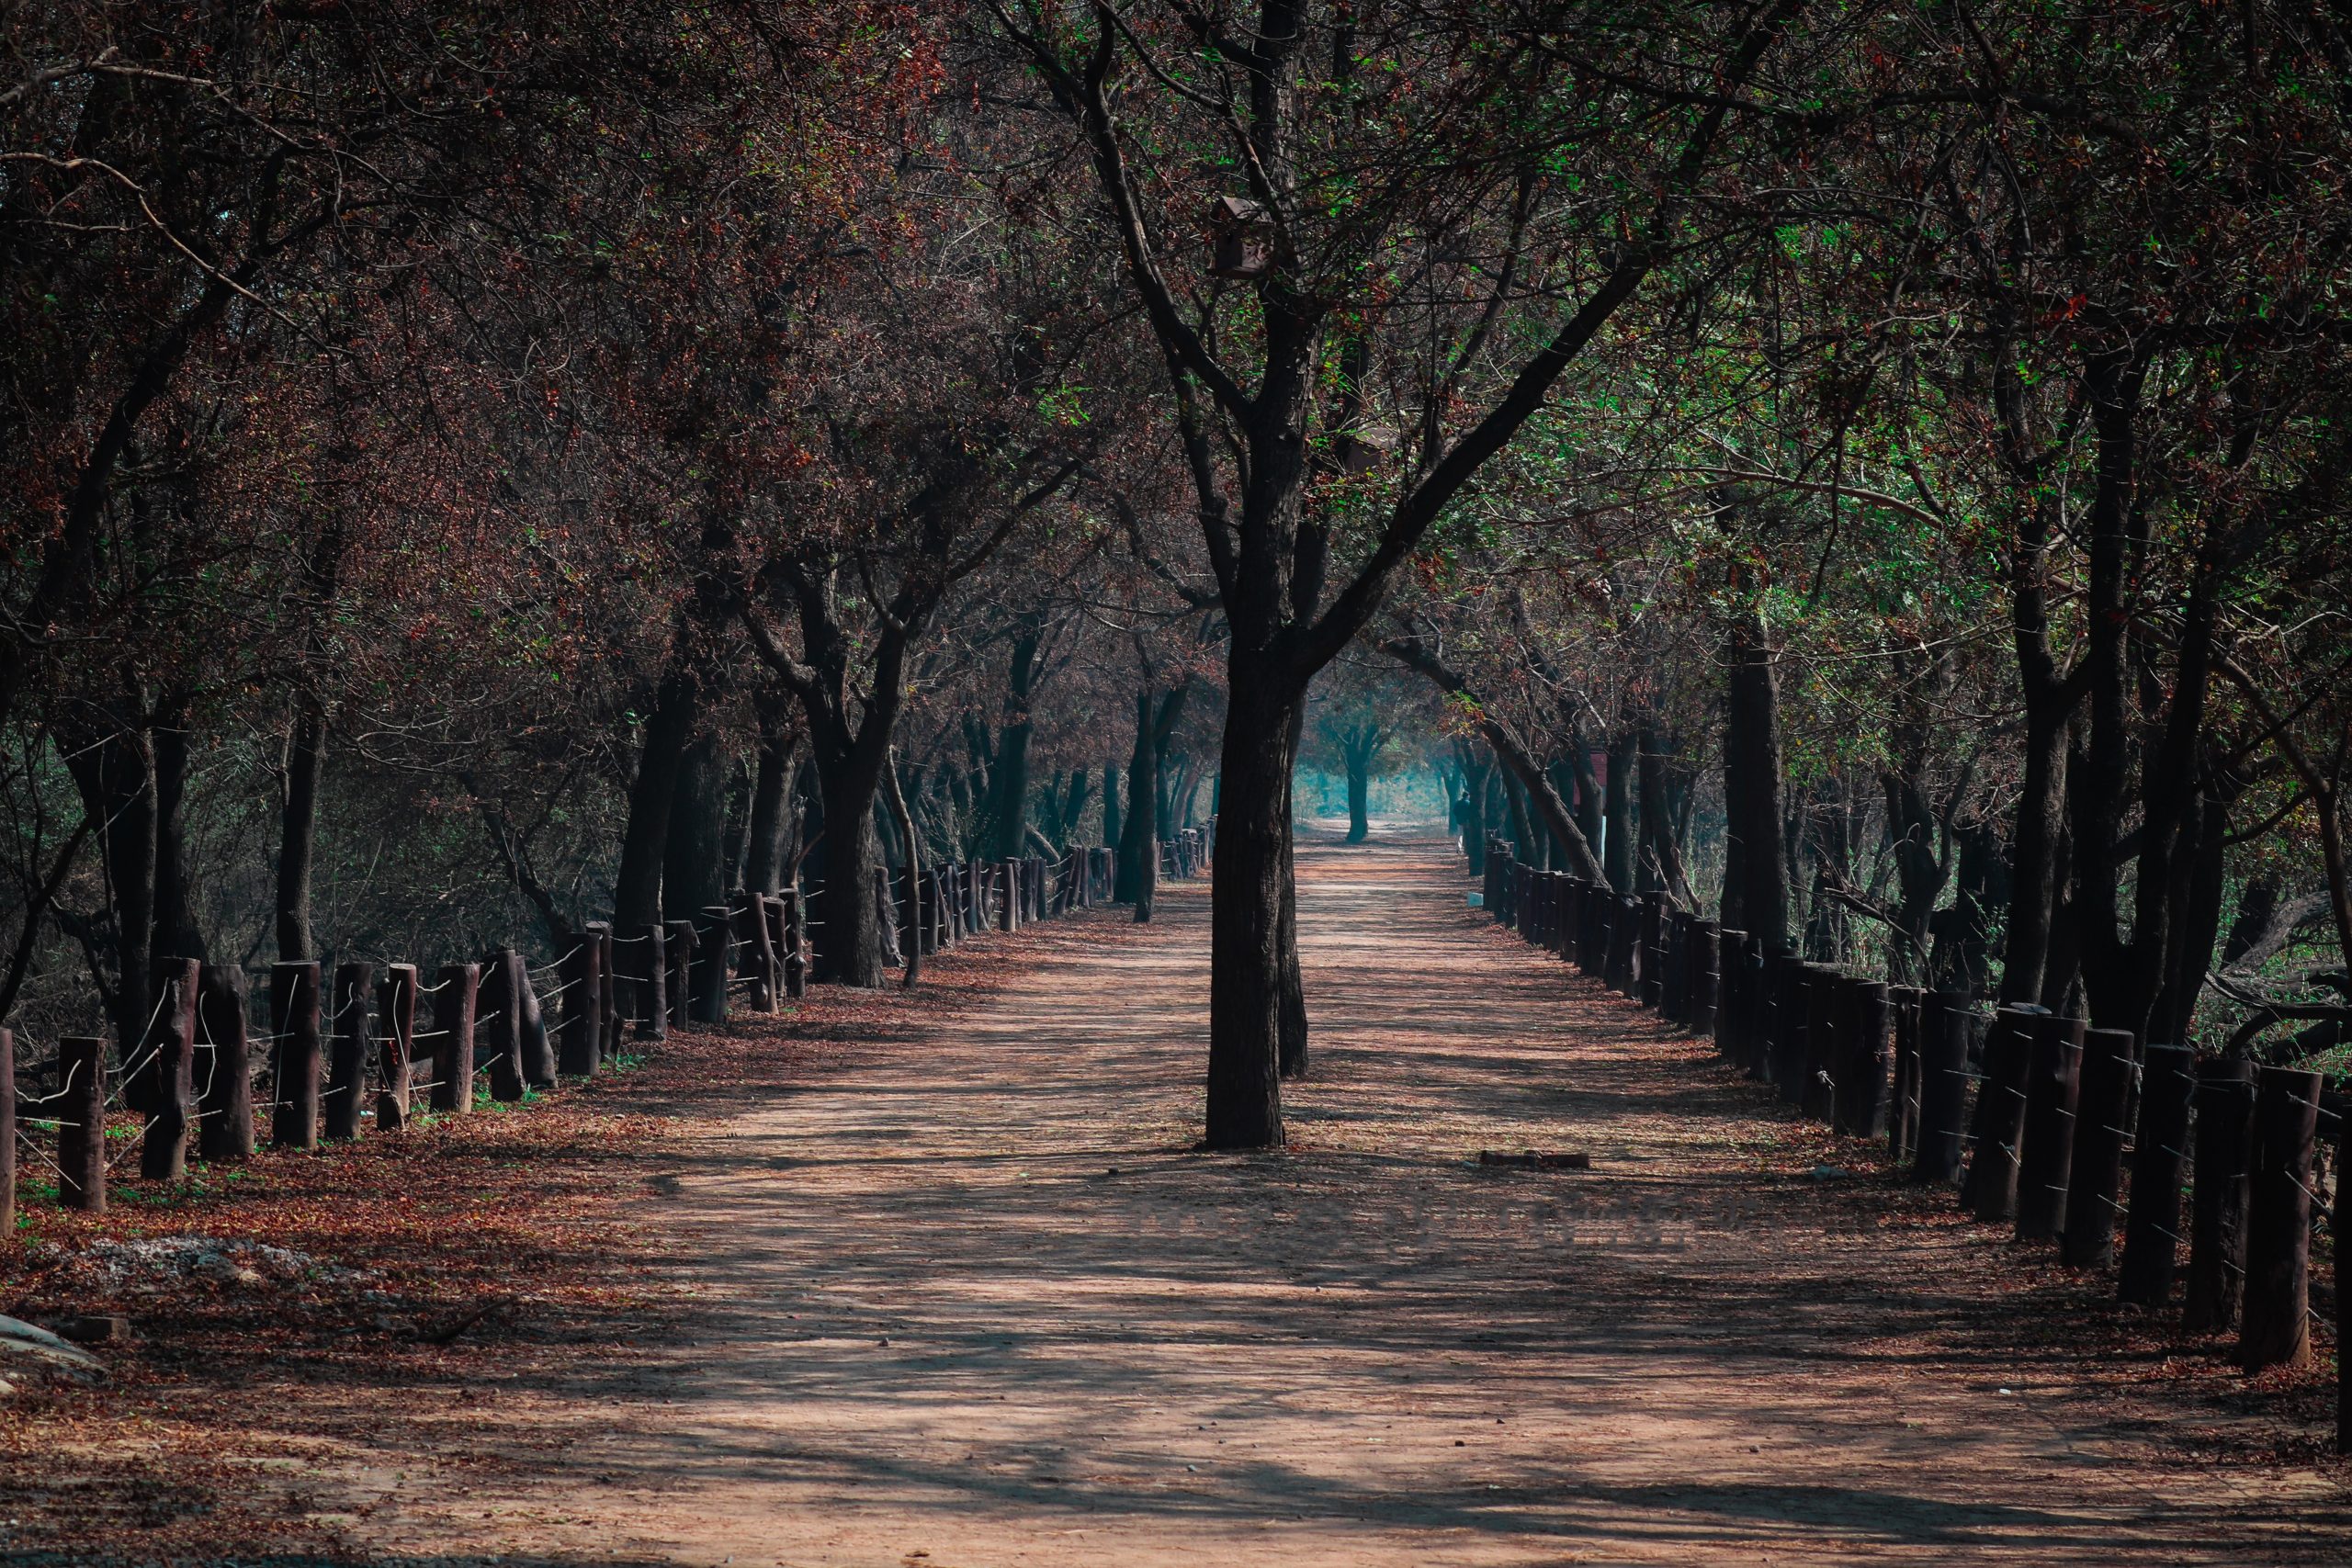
<box><xmin>366</xmin><ymin>824</ymin><xmax>2347</xmax><ymax>1566</ymax></box>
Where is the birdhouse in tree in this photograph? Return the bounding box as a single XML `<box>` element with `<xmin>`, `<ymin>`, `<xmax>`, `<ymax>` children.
<box><xmin>1338</xmin><ymin>423</ymin><xmax>1397</xmax><ymax>475</ymax></box>
<box><xmin>1207</xmin><ymin>196</ymin><xmax>1272</xmax><ymax>278</ymax></box>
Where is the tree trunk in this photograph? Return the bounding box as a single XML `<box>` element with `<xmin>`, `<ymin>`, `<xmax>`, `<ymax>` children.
<box><xmin>2099</xmin><ymin>549</ymin><xmax>2222</xmax><ymax>1039</ymax></box>
<box><xmin>1056</xmin><ymin>768</ymin><xmax>1093</xmax><ymax>851</ymax></box>
<box><xmin>1278</xmin><ymin>700</ymin><xmax>1308</xmax><ymax>1079</ymax></box>
<box><xmin>276</xmin><ymin>695</ymin><xmax>324</xmax><ymax>963</ymax></box>
<box><xmin>1341</xmin><ymin>724</ymin><xmax>1376</xmax><ymax>843</ymax></box>
<box><xmin>1456</xmin><ymin>741</ymin><xmax>1491</xmax><ymax>873</ymax></box>
<box><xmin>2001</xmin><ymin>706</ymin><xmax>2070</xmax><ymax>1003</ymax></box>
<box><xmin>809</xmin><ymin>765</ymin><xmax>887</xmax><ymax>986</ymax></box>
<box><xmin>1504</xmin><ymin>769</ymin><xmax>1535</xmax><ymax>866</ymax></box>
<box><xmin>62</xmin><ymin>710</ymin><xmax>156</xmax><ymax>1073</ymax></box>
<box><xmin>1382</xmin><ymin>640</ymin><xmax>1602</xmax><ymax>882</ymax></box>
<box><xmin>1722</xmin><ymin>608</ymin><xmax>1791</xmax><ymax>953</ymax></box>
<box><xmin>1929</xmin><ymin>818</ymin><xmax>2005</xmax><ymax>1003</ymax></box>
<box><xmin>1881</xmin><ymin>650</ymin><xmax>1951</xmax><ymax>985</ymax></box>
<box><xmin>2149</xmin><ymin>782</ymin><xmax>2230</xmax><ymax>1044</ymax></box>
<box><xmin>1565</xmin><ymin>737</ymin><xmax>1603</xmax><ymax>852</ymax></box>
<box><xmin>1115</xmin><ymin>688</ymin><xmax>1164</xmax><ymax>913</ymax></box>
<box><xmin>151</xmin><ymin>691</ymin><xmax>206</xmax><ymax>963</ymax></box>
<box><xmin>744</xmin><ymin>700</ymin><xmax>799</xmax><ymax>896</ymax></box>
<box><xmin>986</xmin><ymin>620</ymin><xmax>1044</xmax><ymax>861</ymax></box>
<box><xmin>886</xmin><ymin>751</ymin><xmax>923</xmax><ymax>988</ymax></box>
<box><xmin>663</xmin><ymin>733</ymin><xmax>727</xmax><ymax>924</ymax></box>
<box><xmin>1636</xmin><ymin>725</ymin><xmax>1694</xmax><ymax>907</ymax></box>
<box><xmin>1603</xmin><ymin>728</ymin><xmax>1637</xmax><ymax>894</ymax></box>
<box><xmin>1205</xmin><ymin>670</ymin><xmax>1300</xmax><ymax>1148</ymax></box>
<box><xmin>2070</xmin><ymin>356</ymin><xmax>2149</xmax><ymax>1033</ymax></box>
<box><xmin>2040</xmin><ymin>718</ymin><xmax>2088</xmax><ymax>1012</ymax></box>
<box><xmin>719</xmin><ymin>752</ymin><xmax>753</xmax><ymax>895</ymax></box>
<box><xmin>612</xmin><ymin>666</ymin><xmax>696</xmax><ymax>933</ymax></box>
<box><xmin>1102</xmin><ymin>762</ymin><xmax>1122</xmax><ymax>850</ymax></box>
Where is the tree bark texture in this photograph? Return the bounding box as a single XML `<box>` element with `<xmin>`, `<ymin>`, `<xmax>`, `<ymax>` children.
<box><xmin>612</xmin><ymin>665</ymin><xmax>697</xmax><ymax>934</ymax></box>
<box><xmin>663</xmin><ymin>732</ymin><xmax>729</xmax><ymax>924</ymax></box>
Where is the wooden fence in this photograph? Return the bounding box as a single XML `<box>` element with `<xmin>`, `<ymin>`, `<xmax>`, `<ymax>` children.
<box><xmin>1478</xmin><ymin>838</ymin><xmax>2349</xmax><ymax>1453</ymax></box>
<box><xmin>1</xmin><ymin>837</ymin><xmax>1208</xmax><ymax>1227</ymax></box>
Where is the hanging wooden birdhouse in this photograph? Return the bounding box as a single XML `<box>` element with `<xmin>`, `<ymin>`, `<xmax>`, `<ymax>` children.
<box><xmin>1206</xmin><ymin>196</ymin><xmax>1272</xmax><ymax>278</ymax></box>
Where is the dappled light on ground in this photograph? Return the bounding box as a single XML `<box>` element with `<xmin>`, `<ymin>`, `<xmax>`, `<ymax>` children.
<box><xmin>338</xmin><ymin>829</ymin><xmax>2346</xmax><ymax>1565</ymax></box>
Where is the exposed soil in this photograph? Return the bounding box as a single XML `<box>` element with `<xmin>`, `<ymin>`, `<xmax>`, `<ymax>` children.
<box><xmin>4</xmin><ymin>827</ymin><xmax>2346</xmax><ymax>1565</ymax></box>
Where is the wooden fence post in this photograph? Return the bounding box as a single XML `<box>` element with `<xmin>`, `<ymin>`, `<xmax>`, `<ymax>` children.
<box><xmin>270</xmin><ymin>961</ymin><xmax>322</xmax><ymax>1150</ymax></box>
<box><xmin>376</xmin><ymin>964</ymin><xmax>417</xmax><ymax>1131</ymax></box>
<box><xmin>196</xmin><ymin>964</ymin><xmax>254</xmax><ymax>1160</ymax></box>
<box><xmin>1637</xmin><ymin>897</ymin><xmax>1666</xmax><ymax>1010</ymax></box>
<box><xmin>559</xmin><ymin>931</ymin><xmax>603</xmax><ymax>1074</ymax></box>
<box><xmin>1688</xmin><ymin>922</ymin><xmax>1721</xmax><ymax>1038</ymax></box>
<box><xmin>577</xmin><ymin>921</ymin><xmax>613</xmax><ymax>1065</ymax></box>
<box><xmin>733</xmin><ymin>894</ymin><xmax>776</xmax><ymax>1011</ymax></box>
<box><xmin>1655</xmin><ymin>908</ymin><xmax>1679</xmax><ymax>1015</ymax></box>
<box><xmin>1610</xmin><ymin>897</ymin><xmax>1640</xmax><ymax>995</ymax></box>
<box><xmin>1713</xmin><ymin>930</ymin><xmax>1746</xmax><ymax>1058</ymax></box>
<box><xmin>2183</xmin><ymin>1057</ymin><xmax>2256</xmax><ymax>1332</ymax></box>
<box><xmin>2238</xmin><ymin>1066</ymin><xmax>2322</xmax><ymax>1371</ymax></box>
<box><xmin>1884</xmin><ymin>987</ymin><xmax>1918</xmax><ymax>1161</ymax></box>
<box><xmin>1748</xmin><ymin>949</ymin><xmax>1781</xmax><ymax>1080</ymax></box>
<box><xmin>663</xmin><ymin>919</ymin><xmax>695</xmax><ymax>1027</ymax></box>
<box><xmin>323</xmin><ymin>962</ymin><xmax>373</xmax><ymax>1141</ymax></box>
<box><xmin>1962</xmin><ymin>1006</ymin><xmax>2041</xmax><ymax>1222</ymax></box>
<box><xmin>58</xmin><ymin>1036</ymin><xmax>105</xmax><ymax>1212</ymax></box>
<box><xmin>2013</xmin><ymin>1011</ymin><xmax>2084</xmax><ymax>1241</ymax></box>
<box><xmin>2060</xmin><ymin>1027</ymin><xmax>2136</xmax><ymax>1268</ymax></box>
<box><xmin>693</xmin><ymin>908</ymin><xmax>730</xmax><ymax>1023</ymax></box>
<box><xmin>141</xmin><ymin>958</ymin><xmax>198</xmax><ymax>1180</ymax></box>
<box><xmin>481</xmin><ymin>949</ymin><xmax>527</xmax><ymax>1102</ymax></box>
<box><xmin>1835</xmin><ymin>979</ymin><xmax>1891</xmax><ymax>1139</ymax></box>
<box><xmin>1741</xmin><ymin>945</ymin><xmax>1776</xmax><ymax>1081</ymax></box>
<box><xmin>430</xmin><ymin>963</ymin><xmax>479</xmax><ymax>1113</ymax></box>
<box><xmin>517</xmin><ymin>962</ymin><xmax>557</xmax><ymax>1090</ymax></box>
<box><xmin>761</xmin><ymin>897</ymin><xmax>790</xmax><ymax>995</ymax></box>
<box><xmin>1913</xmin><ymin>992</ymin><xmax>1973</xmax><ymax>1186</ymax></box>
<box><xmin>630</xmin><ymin>923</ymin><xmax>667</xmax><ymax>1043</ymax></box>
<box><xmin>616</xmin><ymin>927</ymin><xmax>656</xmax><ymax>1040</ymax></box>
<box><xmin>775</xmin><ymin>895</ymin><xmax>803</xmax><ymax>1000</ymax></box>
<box><xmin>1799</xmin><ymin>967</ymin><xmax>1839</xmax><ymax>1122</ymax></box>
<box><xmin>594</xmin><ymin>928</ymin><xmax>621</xmax><ymax>1058</ymax></box>
<box><xmin>1770</xmin><ymin>957</ymin><xmax>1811</xmax><ymax>1104</ymax></box>
<box><xmin>2118</xmin><ymin>1043</ymin><xmax>2196</xmax><ymax>1307</ymax></box>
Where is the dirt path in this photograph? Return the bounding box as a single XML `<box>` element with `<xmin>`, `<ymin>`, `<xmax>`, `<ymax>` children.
<box><xmin>353</xmin><ymin>828</ymin><xmax>2348</xmax><ymax>1566</ymax></box>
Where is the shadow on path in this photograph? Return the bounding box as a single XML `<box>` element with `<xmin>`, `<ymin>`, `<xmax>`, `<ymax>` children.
<box><xmin>356</xmin><ymin>827</ymin><xmax>2349</xmax><ymax>1567</ymax></box>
